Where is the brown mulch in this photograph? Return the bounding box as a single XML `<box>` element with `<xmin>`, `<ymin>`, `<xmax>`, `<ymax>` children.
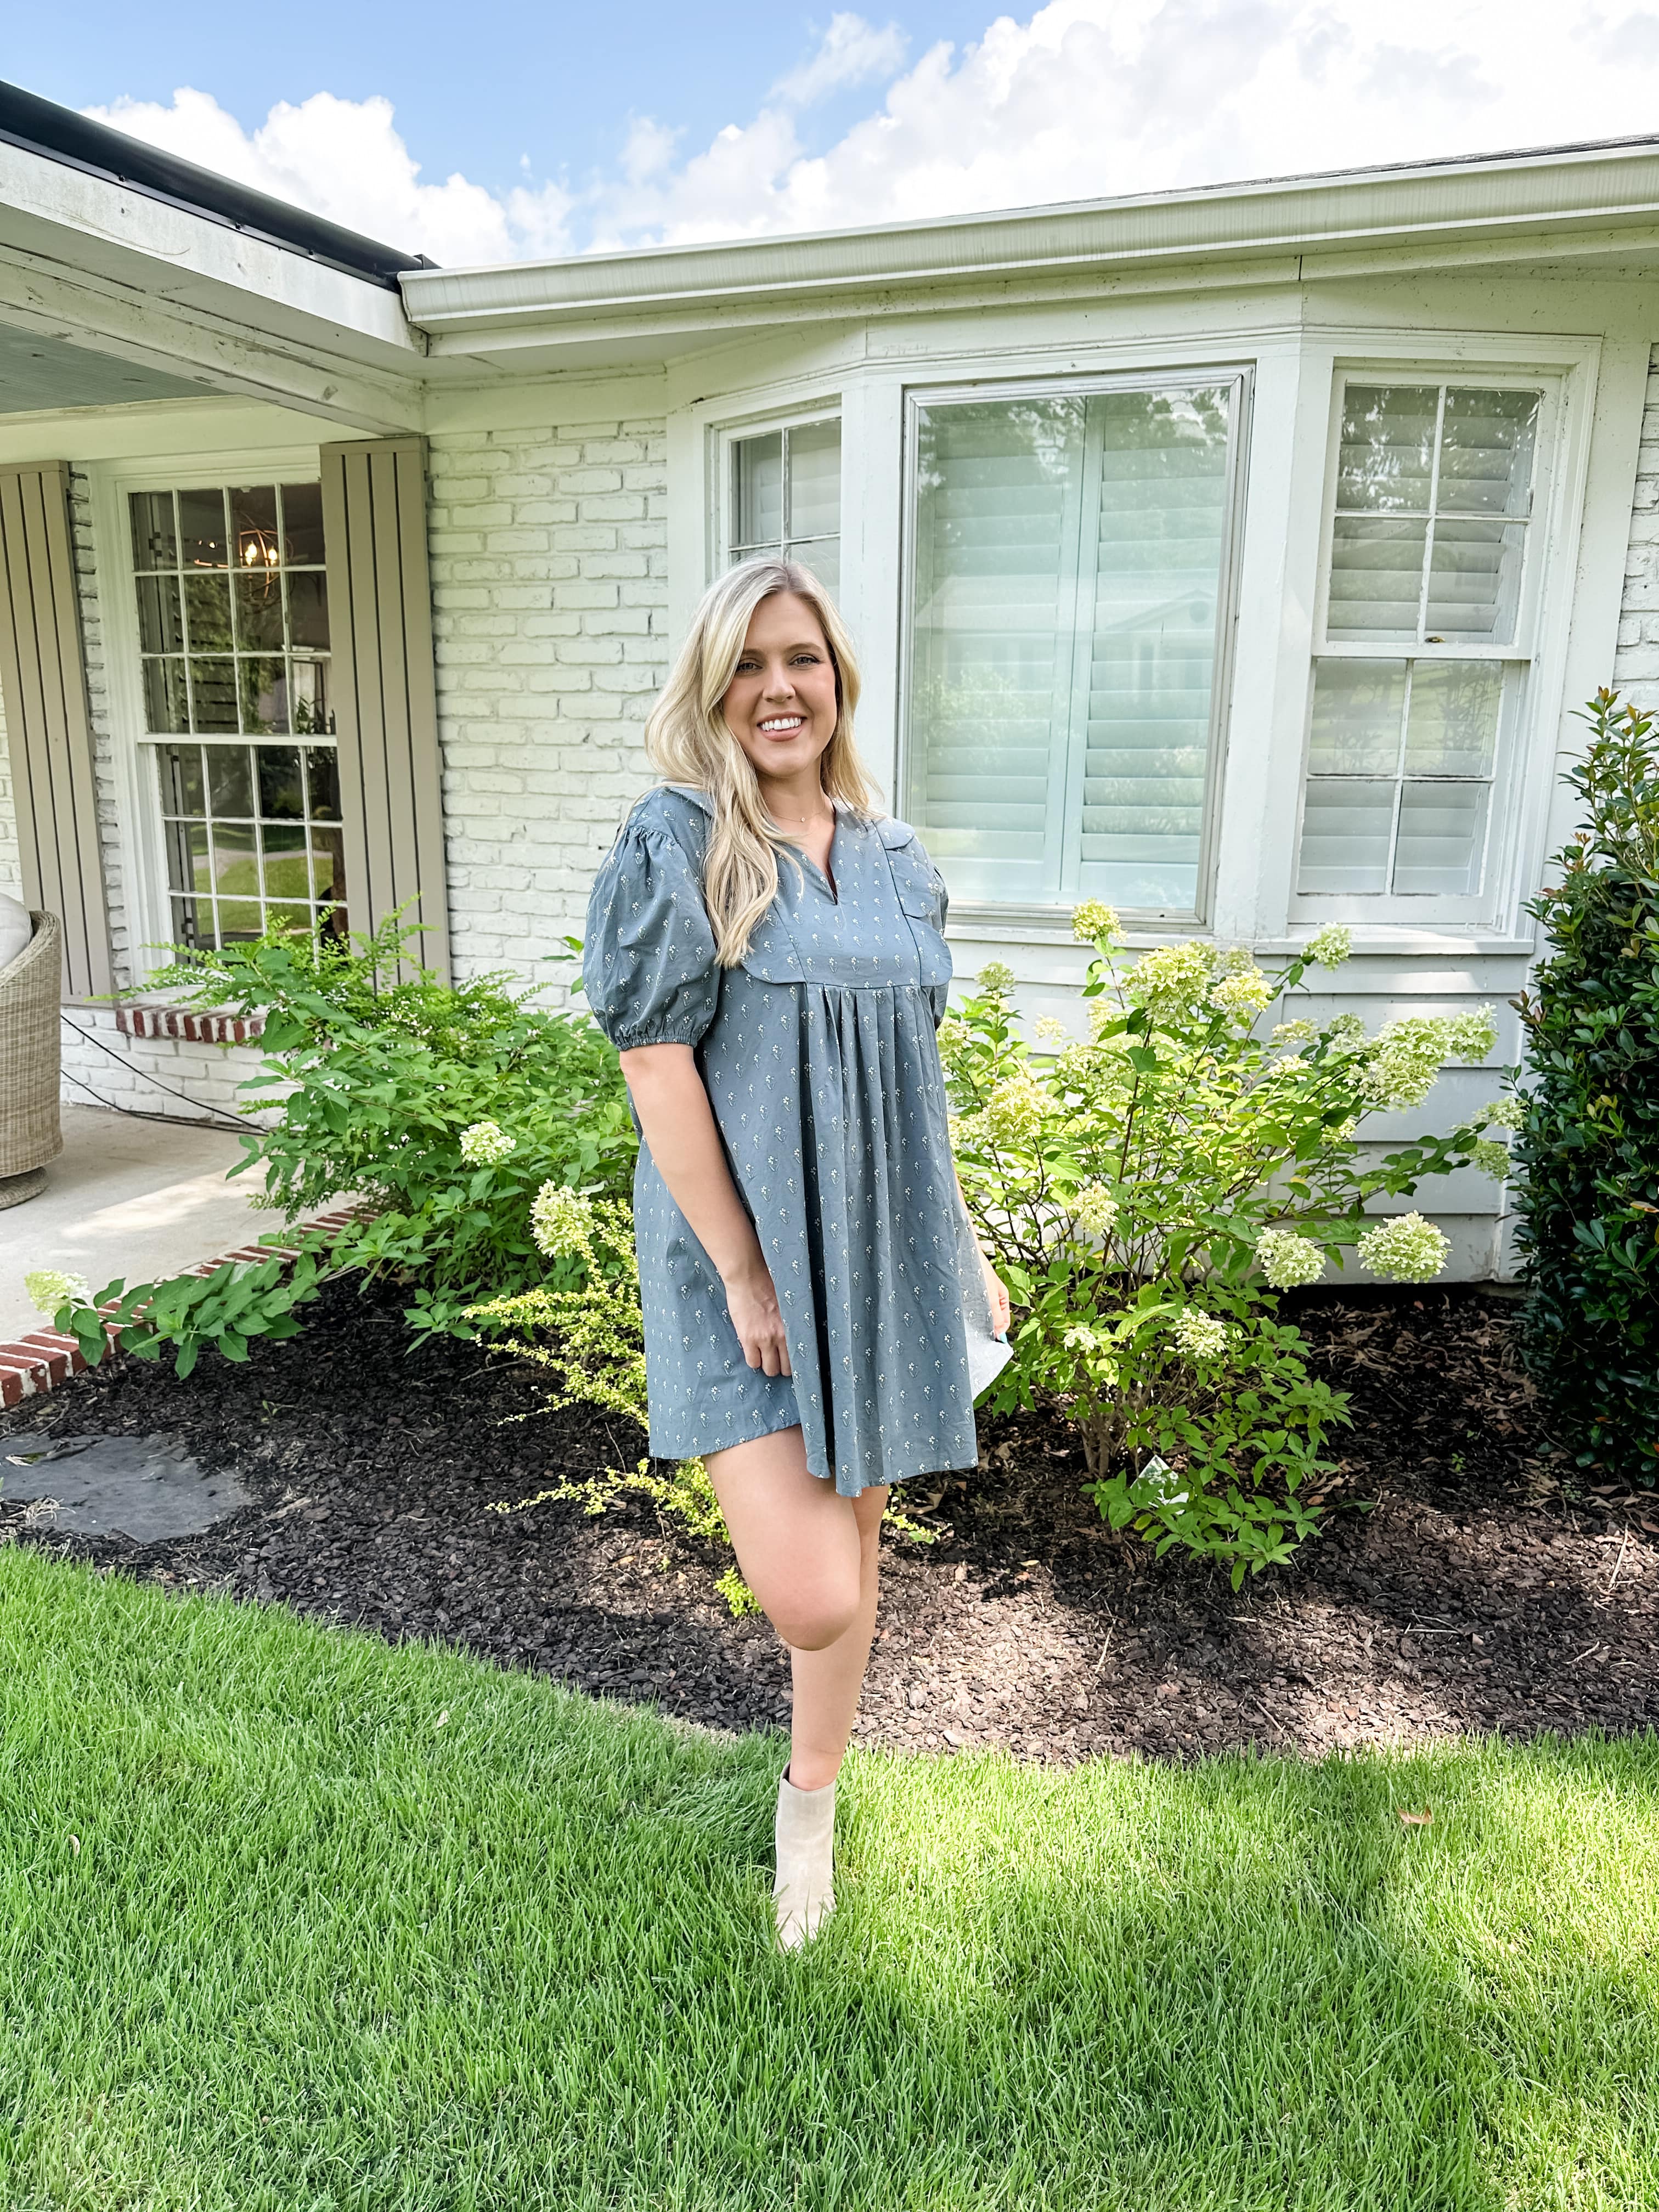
<box><xmin>4</xmin><ymin>1279</ymin><xmax>1655</xmax><ymax>1764</ymax></box>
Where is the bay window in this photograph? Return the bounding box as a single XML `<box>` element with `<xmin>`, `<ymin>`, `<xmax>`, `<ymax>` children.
<box><xmin>902</xmin><ymin>374</ymin><xmax>1245</xmax><ymax>914</ymax></box>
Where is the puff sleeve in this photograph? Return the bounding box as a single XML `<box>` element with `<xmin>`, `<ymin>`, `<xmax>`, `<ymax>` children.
<box><xmin>583</xmin><ymin>819</ymin><xmax>720</xmax><ymax>1051</ymax></box>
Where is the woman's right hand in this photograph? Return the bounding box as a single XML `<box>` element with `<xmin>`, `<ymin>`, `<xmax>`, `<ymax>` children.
<box><xmin>722</xmin><ymin>1260</ymin><xmax>793</xmax><ymax>1376</ymax></box>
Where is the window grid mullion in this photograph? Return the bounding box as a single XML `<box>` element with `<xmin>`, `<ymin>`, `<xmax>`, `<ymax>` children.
<box><xmin>1415</xmin><ymin>385</ymin><xmax>1447</xmax><ymax>645</ymax></box>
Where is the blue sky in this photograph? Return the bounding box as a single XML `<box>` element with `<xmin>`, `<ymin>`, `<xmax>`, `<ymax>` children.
<box><xmin>8</xmin><ymin>3</ymin><xmax>981</xmax><ymax>209</ymax></box>
<box><xmin>9</xmin><ymin>2</ymin><xmax>1659</xmax><ymax>264</ymax></box>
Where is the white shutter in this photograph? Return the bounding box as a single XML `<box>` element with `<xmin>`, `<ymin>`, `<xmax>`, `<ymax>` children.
<box><xmin>907</xmin><ymin>383</ymin><xmax>1235</xmax><ymax>911</ymax></box>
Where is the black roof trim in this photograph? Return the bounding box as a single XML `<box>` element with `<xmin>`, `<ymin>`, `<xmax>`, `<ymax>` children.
<box><xmin>0</xmin><ymin>78</ymin><xmax>437</xmax><ymax>287</ymax></box>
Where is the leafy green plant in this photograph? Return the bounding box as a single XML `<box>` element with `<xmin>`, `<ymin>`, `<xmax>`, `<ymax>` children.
<box><xmin>1513</xmin><ymin>687</ymin><xmax>1659</xmax><ymax>1483</ymax></box>
<box><xmin>943</xmin><ymin>914</ymin><xmax>1510</xmax><ymax>1581</ymax></box>
<box><xmin>40</xmin><ymin>1237</ymin><xmax>338</xmax><ymax>1379</ymax></box>
<box><xmin>467</xmin><ymin>1188</ymin><xmax>759</xmax><ymax>1616</ymax></box>
<box><xmin>150</xmin><ymin>912</ymin><xmax>637</xmax><ymax>1339</ymax></box>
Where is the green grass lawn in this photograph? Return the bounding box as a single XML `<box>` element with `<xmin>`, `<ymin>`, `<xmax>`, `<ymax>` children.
<box><xmin>5</xmin><ymin>1547</ymin><xmax>1658</xmax><ymax>2212</ymax></box>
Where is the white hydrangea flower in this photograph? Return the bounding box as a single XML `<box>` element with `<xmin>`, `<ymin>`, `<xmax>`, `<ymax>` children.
<box><xmin>531</xmin><ymin>1182</ymin><xmax>591</xmax><ymax>1260</ymax></box>
<box><xmin>1480</xmin><ymin>1095</ymin><xmax>1526</xmax><ymax>1132</ymax></box>
<box><xmin>1210</xmin><ymin>966</ymin><xmax>1273</xmax><ymax>1018</ymax></box>
<box><xmin>1127</xmin><ymin>940</ymin><xmax>1217</xmax><ymax>1013</ymax></box>
<box><xmin>1032</xmin><ymin>1015</ymin><xmax>1068</xmax><ymax>1043</ymax></box>
<box><xmin>24</xmin><ymin>1267</ymin><xmax>89</xmax><ymax>1317</ymax></box>
<box><xmin>1470</xmin><ymin>1139</ymin><xmax>1511</xmax><ymax>1179</ymax></box>
<box><xmin>935</xmin><ymin>1016</ymin><xmax>968</xmax><ymax>1056</ymax></box>
<box><xmin>1254</xmin><ymin>1227</ymin><xmax>1325</xmax><ymax>1290</ymax></box>
<box><xmin>1265</xmin><ymin>1055</ymin><xmax>1307</xmax><ymax>1080</ymax></box>
<box><xmin>1356</xmin><ymin>1211</ymin><xmax>1450</xmax><ymax>1283</ymax></box>
<box><xmin>1304</xmin><ymin>924</ymin><xmax>1352</xmax><ymax>969</ymax></box>
<box><xmin>1071</xmin><ymin>900</ymin><xmax>1121</xmax><ymax>945</ymax></box>
<box><xmin>1272</xmin><ymin>1018</ymin><xmax>1317</xmax><ymax>1046</ymax></box>
<box><xmin>1170</xmin><ymin>1306</ymin><xmax>1233</xmax><ymax>1360</ymax></box>
<box><xmin>1072</xmin><ymin>1181</ymin><xmax>1119</xmax><ymax>1237</ymax></box>
<box><xmin>1446</xmin><ymin>1006</ymin><xmax>1499</xmax><ymax>1063</ymax></box>
<box><xmin>984</xmin><ymin>1070</ymin><xmax>1051</xmax><ymax>1144</ymax></box>
<box><xmin>1364</xmin><ymin>1017</ymin><xmax>1454</xmax><ymax>1110</ymax></box>
<box><xmin>1327</xmin><ymin>1012</ymin><xmax>1367</xmax><ymax>1047</ymax></box>
<box><xmin>977</xmin><ymin>961</ymin><xmax>1016</xmax><ymax>996</ymax></box>
<box><xmin>459</xmin><ymin>1118</ymin><xmax>516</xmax><ymax>1165</ymax></box>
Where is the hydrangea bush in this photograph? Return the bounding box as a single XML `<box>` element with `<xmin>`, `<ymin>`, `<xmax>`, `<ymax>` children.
<box><xmin>942</xmin><ymin>911</ymin><xmax>1510</xmax><ymax>1581</ymax></box>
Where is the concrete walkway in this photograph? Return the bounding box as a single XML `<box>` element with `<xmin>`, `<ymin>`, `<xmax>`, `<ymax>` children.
<box><xmin>0</xmin><ymin>1105</ymin><xmax>268</xmax><ymax>1339</ymax></box>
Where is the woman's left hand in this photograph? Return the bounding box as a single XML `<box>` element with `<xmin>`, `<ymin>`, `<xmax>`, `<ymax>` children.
<box><xmin>979</xmin><ymin>1249</ymin><xmax>1011</xmax><ymax>1335</ymax></box>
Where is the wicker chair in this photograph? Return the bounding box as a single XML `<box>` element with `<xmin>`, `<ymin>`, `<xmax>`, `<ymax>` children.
<box><xmin>0</xmin><ymin>911</ymin><xmax>63</xmax><ymax>1209</ymax></box>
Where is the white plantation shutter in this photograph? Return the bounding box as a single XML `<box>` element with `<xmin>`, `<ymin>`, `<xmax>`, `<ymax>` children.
<box><xmin>907</xmin><ymin>382</ymin><xmax>1237</xmax><ymax>911</ymax></box>
<box><xmin>1300</xmin><ymin>381</ymin><xmax>1541</xmax><ymax>905</ymax></box>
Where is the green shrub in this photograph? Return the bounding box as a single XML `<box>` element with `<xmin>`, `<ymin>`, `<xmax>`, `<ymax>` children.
<box><xmin>149</xmin><ymin>913</ymin><xmax>637</xmax><ymax>1339</ymax></box>
<box><xmin>1513</xmin><ymin>688</ymin><xmax>1659</xmax><ymax>1483</ymax></box>
<box><xmin>943</xmin><ymin>914</ymin><xmax>1509</xmax><ymax>1582</ymax></box>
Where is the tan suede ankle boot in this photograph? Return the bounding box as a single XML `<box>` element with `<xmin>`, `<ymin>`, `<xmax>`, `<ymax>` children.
<box><xmin>773</xmin><ymin>1765</ymin><xmax>836</xmax><ymax>1949</ymax></box>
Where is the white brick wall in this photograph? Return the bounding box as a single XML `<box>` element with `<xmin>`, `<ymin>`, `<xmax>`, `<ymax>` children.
<box><xmin>427</xmin><ymin>418</ymin><xmax>669</xmax><ymax>995</ymax></box>
<box><xmin>1614</xmin><ymin>345</ymin><xmax>1659</xmax><ymax>709</ymax></box>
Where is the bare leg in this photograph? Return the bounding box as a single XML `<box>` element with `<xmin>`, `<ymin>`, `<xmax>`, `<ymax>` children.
<box><xmin>704</xmin><ymin>1425</ymin><xmax>889</xmax><ymax>1788</ymax></box>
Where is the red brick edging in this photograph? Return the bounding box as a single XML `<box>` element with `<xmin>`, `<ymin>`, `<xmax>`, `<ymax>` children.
<box><xmin>114</xmin><ymin>1005</ymin><xmax>267</xmax><ymax>1046</ymax></box>
<box><xmin>0</xmin><ymin>1206</ymin><xmax>363</xmax><ymax>1409</ymax></box>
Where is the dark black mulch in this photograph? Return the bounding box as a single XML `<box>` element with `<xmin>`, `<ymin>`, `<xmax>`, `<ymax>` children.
<box><xmin>4</xmin><ymin>1278</ymin><xmax>1656</xmax><ymax>1763</ymax></box>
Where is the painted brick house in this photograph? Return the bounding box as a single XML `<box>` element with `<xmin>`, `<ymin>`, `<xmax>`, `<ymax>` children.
<box><xmin>4</xmin><ymin>80</ymin><xmax>1659</xmax><ymax>1276</ymax></box>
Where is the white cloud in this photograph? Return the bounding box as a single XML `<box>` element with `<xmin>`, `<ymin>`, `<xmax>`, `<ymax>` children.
<box><xmin>84</xmin><ymin>86</ymin><xmax>572</xmax><ymax>264</ymax></box>
<box><xmin>772</xmin><ymin>13</ymin><xmax>910</xmax><ymax>104</ymax></box>
<box><xmin>86</xmin><ymin>3</ymin><xmax>1659</xmax><ymax>269</ymax></box>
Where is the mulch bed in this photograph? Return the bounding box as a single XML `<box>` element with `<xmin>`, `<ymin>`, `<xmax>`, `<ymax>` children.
<box><xmin>4</xmin><ymin>1279</ymin><xmax>1656</xmax><ymax>1764</ymax></box>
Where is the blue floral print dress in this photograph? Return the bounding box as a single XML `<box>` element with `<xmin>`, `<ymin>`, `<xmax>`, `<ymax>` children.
<box><xmin>583</xmin><ymin>783</ymin><xmax>982</xmax><ymax>1497</ymax></box>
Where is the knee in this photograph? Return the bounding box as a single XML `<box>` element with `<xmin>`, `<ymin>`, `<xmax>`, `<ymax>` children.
<box><xmin>774</xmin><ymin>1583</ymin><xmax>861</xmax><ymax>1652</ymax></box>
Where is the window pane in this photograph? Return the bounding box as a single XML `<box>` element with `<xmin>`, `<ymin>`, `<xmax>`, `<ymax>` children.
<box><xmin>1325</xmin><ymin>517</ymin><xmax>1426</xmax><ymax>641</ymax></box>
<box><xmin>164</xmin><ymin>819</ymin><xmax>211</xmax><ymax>898</ymax></box>
<box><xmin>1438</xmin><ymin>390</ymin><xmax>1538</xmax><ymax>517</ymax></box>
<box><xmin>182</xmin><ymin>573</ymin><xmax>233</xmax><ymax>652</ymax></box>
<box><xmin>1336</xmin><ymin>386</ymin><xmax>1437</xmax><ymax>512</ymax></box>
<box><xmin>788</xmin><ymin>539</ymin><xmax>839</xmax><ymax>594</ymax></box>
<box><xmin>1308</xmin><ymin>659</ymin><xmax>1406</xmax><ymax>775</ymax></box>
<box><xmin>1426</xmin><ymin>520</ymin><xmax>1527</xmax><ymax>644</ymax></box>
<box><xmin>234</xmin><ymin>571</ymin><xmax>285</xmax><ymax>651</ymax></box>
<box><xmin>1393</xmin><ymin>781</ymin><xmax>1490</xmax><ymax>893</ymax></box>
<box><xmin>229</xmin><ymin>486</ymin><xmax>280</xmax><ymax>573</ymax></box>
<box><xmin>178</xmin><ymin>488</ymin><xmax>229</xmax><ymax>568</ymax></box>
<box><xmin>207</xmin><ymin>746</ymin><xmax>255</xmax><ymax>819</ymax></box>
<box><xmin>285</xmin><ymin>570</ymin><xmax>330</xmax><ymax>650</ymax></box>
<box><xmin>1403</xmin><ymin>661</ymin><xmax>1504</xmax><ymax>777</ymax></box>
<box><xmin>280</xmin><ymin>483</ymin><xmax>326</xmax><ymax>565</ymax></box>
<box><xmin>909</xmin><ymin>397</ymin><xmax>1084</xmax><ymax>900</ymax></box>
<box><xmin>786</xmin><ymin>421</ymin><xmax>840</xmax><ymax>540</ymax></box>
<box><xmin>1297</xmin><ymin>781</ymin><xmax>1395</xmax><ymax>893</ymax></box>
<box><xmin>304</xmin><ymin>747</ymin><xmax>341</xmax><ymax>820</ymax></box>
<box><xmin>136</xmin><ymin>575</ymin><xmax>184</xmax><ymax>654</ymax></box>
<box><xmin>156</xmin><ymin>743</ymin><xmax>206</xmax><ymax>817</ymax></box>
<box><xmin>908</xmin><ymin>386</ymin><xmax>1233</xmax><ymax>908</ymax></box>
<box><xmin>1081</xmin><ymin>386</ymin><xmax>1232</xmax><ymax>909</ymax></box>
<box><xmin>240</xmin><ymin>658</ymin><xmax>289</xmax><ymax>735</ymax></box>
<box><xmin>290</xmin><ymin>658</ymin><xmax>332</xmax><ymax>738</ymax></box>
<box><xmin>170</xmin><ymin>893</ymin><xmax>211</xmax><ymax>949</ymax></box>
<box><xmin>188</xmin><ymin>659</ymin><xmax>239</xmax><ymax>734</ymax></box>
<box><xmin>129</xmin><ymin>490</ymin><xmax>177</xmax><ymax>572</ymax></box>
<box><xmin>141</xmin><ymin>657</ymin><xmax>191</xmax><ymax>735</ymax></box>
<box><xmin>257</xmin><ymin>745</ymin><xmax>304</xmax><ymax>820</ymax></box>
<box><xmin>733</xmin><ymin>432</ymin><xmax>783</xmax><ymax>550</ymax></box>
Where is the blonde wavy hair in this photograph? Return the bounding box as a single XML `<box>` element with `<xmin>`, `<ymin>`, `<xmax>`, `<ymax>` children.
<box><xmin>645</xmin><ymin>557</ymin><xmax>882</xmax><ymax>966</ymax></box>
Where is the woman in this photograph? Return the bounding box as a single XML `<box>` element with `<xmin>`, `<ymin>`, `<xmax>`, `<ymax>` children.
<box><xmin>583</xmin><ymin>558</ymin><xmax>1009</xmax><ymax>1948</ymax></box>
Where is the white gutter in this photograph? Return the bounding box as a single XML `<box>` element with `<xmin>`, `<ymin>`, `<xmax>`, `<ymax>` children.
<box><xmin>401</xmin><ymin>137</ymin><xmax>1659</xmax><ymax>339</ymax></box>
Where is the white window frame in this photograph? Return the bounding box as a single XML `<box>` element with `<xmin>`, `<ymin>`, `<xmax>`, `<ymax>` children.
<box><xmin>91</xmin><ymin>443</ymin><xmax>326</xmax><ymax>984</ymax></box>
<box><xmin>707</xmin><ymin>398</ymin><xmax>844</xmax><ymax>583</ymax></box>
<box><xmin>894</xmin><ymin>365</ymin><xmax>1252</xmax><ymax>928</ymax></box>
<box><xmin>1290</xmin><ymin>361</ymin><xmax>1569</xmax><ymax>933</ymax></box>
